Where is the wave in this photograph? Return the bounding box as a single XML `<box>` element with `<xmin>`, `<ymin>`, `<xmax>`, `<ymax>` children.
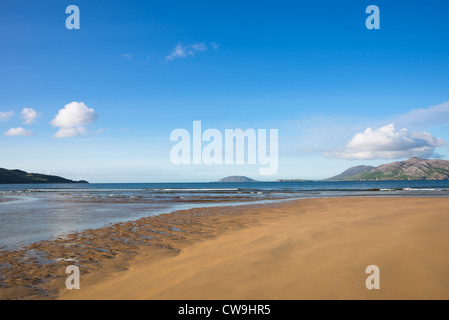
<box><xmin>402</xmin><ymin>188</ymin><xmax>444</xmax><ymax>191</ymax></box>
<box><xmin>4</xmin><ymin>186</ymin><xmax>448</xmax><ymax>195</ymax></box>
<box><xmin>146</xmin><ymin>188</ymin><xmax>240</xmax><ymax>192</ymax></box>
<box><xmin>25</xmin><ymin>189</ymin><xmax>145</xmax><ymax>192</ymax></box>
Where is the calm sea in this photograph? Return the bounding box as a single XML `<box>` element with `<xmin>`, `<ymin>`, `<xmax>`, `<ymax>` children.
<box><xmin>1</xmin><ymin>180</ymin><xmax>449</xmax><ymax>249</ymax></box>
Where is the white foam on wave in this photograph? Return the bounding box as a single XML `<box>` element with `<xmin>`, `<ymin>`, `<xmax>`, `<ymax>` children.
<box><xmin>26</xmin><ymin>188</ymin><xmax>144</xmax><ymax>192</ymax></box>
<box><xmin>403</xmin><ymin>188</ymin><xmax>443</xmax><ymax>191</ymax></box>
<box><xmin>149</xmin><ymin>188</ymin><xmax>239</xmax><ymax>192</ymax></box>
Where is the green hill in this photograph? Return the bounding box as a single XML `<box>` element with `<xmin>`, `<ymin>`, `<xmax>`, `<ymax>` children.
<box><xmin>328</xmin><ymin>158</ymin><xmax>449</xmax><ymax>181</ymax></box>
<box><xmin>218</xmin><ymin>176</ymin><xmax>256</xmax><ymax>183</ymax></box>
<box><xmin>326</xmin><ymin>165</ymin><xmax>375</xmax><ymax>181</ymax></box>
<box><xmin>0</xmin><ymin>168</ymin><xmax>88</xmax><ymax>184</ymax></box>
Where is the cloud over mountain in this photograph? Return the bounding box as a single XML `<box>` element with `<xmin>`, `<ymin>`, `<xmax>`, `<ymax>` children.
<box><xmin>325</xmin><ymin>123</ymin><xmax>446</xmax><ymax>160</ymax></box>
<box><xmin>395</xmin><ymin>101</ymin><xmax>449</xmax><ymax>128</ymax></box>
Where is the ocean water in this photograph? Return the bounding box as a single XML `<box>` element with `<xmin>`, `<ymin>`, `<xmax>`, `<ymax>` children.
<box><xmin>1</xmin><ymin>180</ymin><xmax>449</xmax><ymax>249</ymax></box>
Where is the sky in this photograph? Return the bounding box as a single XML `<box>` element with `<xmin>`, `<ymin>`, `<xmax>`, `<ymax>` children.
<box><xmin>1</xmin><ymin>0</ymin><xmax>449</xmax><ymax>182</ymax></box>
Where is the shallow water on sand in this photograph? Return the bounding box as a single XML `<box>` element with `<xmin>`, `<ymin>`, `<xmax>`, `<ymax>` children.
<box><xmin>1</xmin><ymin>181</ymin><xmax>449</xmax><ymax>249</ymax></box>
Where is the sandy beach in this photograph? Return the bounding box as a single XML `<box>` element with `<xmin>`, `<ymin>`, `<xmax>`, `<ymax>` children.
<box><xmin>61</xmin><ymin>197</ymin><xmax>449</xmax><ymax>300</ymax></box>
<box><xmin>2</xmin><ymin>197</ymin><xmax>449</xmax><ymax>300</ymax></box>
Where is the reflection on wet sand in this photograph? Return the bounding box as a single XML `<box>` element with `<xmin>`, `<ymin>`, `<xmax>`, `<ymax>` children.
<box><xmin>0</xmin><ymin>202</ymin><xmax>273</xmax><ymax>300</ymax></box>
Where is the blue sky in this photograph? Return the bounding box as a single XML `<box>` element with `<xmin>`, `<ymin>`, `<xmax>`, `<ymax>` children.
<box><xmin>1</xmin><ymin>0</ymin><xmax>449</xmax><ymax>182</ymax></box>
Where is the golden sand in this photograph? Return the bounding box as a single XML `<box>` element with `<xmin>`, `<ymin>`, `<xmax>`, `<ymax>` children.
<box><xmin>53</xmin><ymin>197</ymin><xmax>449</xmax><ymax>300</ymax></box>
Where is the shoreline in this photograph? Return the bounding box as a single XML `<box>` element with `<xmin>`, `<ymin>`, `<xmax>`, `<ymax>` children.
<box><xmin>1</xmin><ymin>197</ymin><xmax>449</xmax><ymax>300</ymax></box>
<box><xmin>0</xmin><ymin>199</ymin><xmax>288</xmax><ymax>299</ymax></box>
<box><xmin>0</xmin><ymin>195</ymin><xmax>299</xmax><ymax>251</ymax></box>
<box><xmin>1</xmin><ymin>192</ymin><xmax>446</xmax><ymax>251</ymax></box>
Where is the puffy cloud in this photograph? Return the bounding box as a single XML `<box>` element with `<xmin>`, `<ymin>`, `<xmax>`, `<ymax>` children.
<box><xmin>5</xmin><ymin>127</ymin><xmax>33</xmax><ymax>137</ymax></box>
<box><xmin>21</xmin><ymin>108</ymin><xmax>38</xmax><ymax>125</ymax></box>
<box><xmin>51</xmin><ymin>102</ymin><xmax>98</xmax><ymax>138</ymax></box>
<box><xmin>53</xmin><ymin>127</ymin><xmax>88</xmax><ymax>138</ymax></box>
<box><xmin>0</xmin><ymin>111</ymin><xmax>14</xmax><ymax>122</ymax></box>
<box><xmin>166</xmin><ymin>42</ymin><xmax>208</xmax><ymax>61</ymax></box>
<box><xmin>324</xmin><ymin>123</ymin><xmax>446</xmax><ymax>160</ymax></box>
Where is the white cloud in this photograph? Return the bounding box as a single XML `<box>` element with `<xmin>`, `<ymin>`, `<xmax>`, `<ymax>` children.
<box><xmin>53</xmin><ymin>127</ymin><xmax>88</xmax><ymax>138</ymax></box>
<box><xmin>0</xmin><ymin>111</ymin><xmax>14</xmax><ymax>122</ymax></box>
<box><xmin>21</xmin><ymin>108</ymin><xmax>38</xmax><ymax>125</ymax></box>
<box><xmin>324</xmin><ymin>123</ymin><xmax>446</xmax><ymax>160</ymax></box>
<box><xmin>395</xmin><ymin>101</ymin><xmax>449</xmax><ymax>128</ymax></box>
<box><xmin>51</xmin><ymin>102</ymin><xmax>98</xmax><ymax>138</ymax></box>
<box><xmin>166</xmin><ymin>42</ymin><xmax>208</xmax><ymax>61</ymax></box>
<box><xmin>5</xmin><ymin>127</ymin><xmax>33</xmax><ymax>137</ymax></box>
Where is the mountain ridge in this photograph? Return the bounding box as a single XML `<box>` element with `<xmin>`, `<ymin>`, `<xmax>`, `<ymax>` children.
<box><xmin>328</xmin><ymin>157</ymin><xmax>449</xmax><ymax>181</ymax></box>
<box><xmin>326</xmin><ymin>165</ymin><xmax>375</xmax><ymax>181</ymax></box>
<box><xmin>0</xmin><ymin>168</ymin><xmax>88</xmax><ymax>184</ymax></box>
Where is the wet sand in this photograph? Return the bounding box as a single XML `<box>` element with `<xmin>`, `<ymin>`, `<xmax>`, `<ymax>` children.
<box><xmin>2</xmin><ymin>197</ymin><xmax>449</xmax><ymax>300</ymax></box>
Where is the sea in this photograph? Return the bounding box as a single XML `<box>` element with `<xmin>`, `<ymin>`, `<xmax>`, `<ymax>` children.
<box><xmin>1</xmin><ymin>180</ymin><xmax>449</xmax><ymax>249</ymax></box>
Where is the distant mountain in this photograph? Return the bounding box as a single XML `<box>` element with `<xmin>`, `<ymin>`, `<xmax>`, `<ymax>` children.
<box><xmin>0</xmin><ymin>168</ymin><xmax>89</xmax><ymax>184</ymax></box>
<box><xmin>326</xmin><ymin>165</ymin><xmax>375</xmax><ymax>181</ymax></box>
<box><xmin>328</xmin><ymin>158</ymin><xmax>449</xmax><ymax>181</ymax></box>
<box><xmin>218</xmin><ymin>176</ymin><xmax>256</xmax><ymax>183</ymax></box>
